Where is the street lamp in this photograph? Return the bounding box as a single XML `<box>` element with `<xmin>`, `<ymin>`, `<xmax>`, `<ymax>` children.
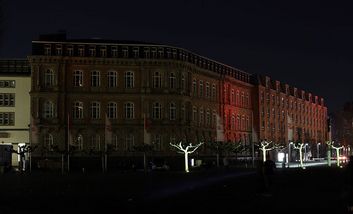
<box><xmin>317</xmin><ymin>143</ymin><xmax>321</xmax><ymax>159</ymax></box>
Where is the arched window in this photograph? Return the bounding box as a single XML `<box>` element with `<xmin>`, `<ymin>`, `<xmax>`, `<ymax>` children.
<box><xmin>73</xmin><ymin>101</ymin><xmax>83</xmax><ymax>119</ymax></box>
<box><xmin>43</xmin><ymin>101</ymin><xmax>55</xmax><ymax>118</ymax></box>
<box><xmin>44</xmin><ymin>69</ymin><xmax>55</xmax><ymax>86</ymax></box>
<box><xmin>124</xmin><ymin>102</ymin><xmax>134</xmax><ymax>119</ymax></box>
<box><xmin>124</xmin><ymin>71</ymin><xmax>134</xmax><ymax>88</ymax></box>
<box><xmin>231</xmin><ymin>114</ymin><xmax>236</xmax><ymax>130</ymax></box>
<box><xmin>169</xmin><ymin>102</ymin><xmax>176</xmax><ymax>120</ymax></box>
<box><xmin>107</xmin><ymin>102</ymin><xmax>117</xmax><ymax>119</ymax></box>
<box><xmin>153</xmin><ymin>71</ymin><xmax>162</xmax><ymax>88</ymax></box>
<box><xmin>44</xmin><ymin>133</ymin><xmax>54</xmax><ymax>151</ymax></box>
<box><xmin>91</xmin><ymin>102</ymin><xmax>100</xmax><ymax>119</ymax></box>
<box><xmin>153</xmin><ymin>102</ymin><xmax>162</xmax><ymax>119</ymax></box>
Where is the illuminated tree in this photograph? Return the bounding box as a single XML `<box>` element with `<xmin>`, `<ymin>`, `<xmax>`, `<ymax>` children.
<box><xmin>170</xmin><ymin>141</ymin><xmax>204</xmax><ymax>173</ymax></box>
<box><xmin>331</xmin><ymin>143</ymin><xmax>344</xmax><ymax>168</ymax></box>
<box><xmin>291</xmin><ymin>142</ymin><xmax>308</xmax><ymax>169</ymax></box>
<box><xmin>259</xmin><ymin>140</ymin><xmax>282</xmax><ymax>162</ymax></box>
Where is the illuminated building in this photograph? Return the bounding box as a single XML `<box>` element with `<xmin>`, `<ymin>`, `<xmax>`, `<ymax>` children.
<box><xmin>252</xmin><ymin>75</ymin><xmax>328</xmax><ymax>154</ymax></box>
<box><xmin>0</xmin><ymin>59</ymin><xmax>31</xmax><ymax>167</ymax></box>
<box><xmin>28</xmin><ymin>33</ymin><xmax>253</xmax><ymax>166</ymax></box>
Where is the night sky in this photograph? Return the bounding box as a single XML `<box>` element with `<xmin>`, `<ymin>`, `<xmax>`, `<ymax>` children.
<box><xmin>1</xmin><ymin>0</ymin><xmax>353</xmax><ymax>112</ymax></box>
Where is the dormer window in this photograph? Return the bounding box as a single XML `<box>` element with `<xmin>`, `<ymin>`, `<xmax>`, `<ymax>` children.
<box><xmin>144</xmin><ymin>47</ymin><xmax>150</xmax><ymax>58</ymax></box>
<box><xmin>111</xmin><ymin>46</ymin><xmax>118</xmax><ymax>57</ymax></box>
<box><xmin>122</xmin><ymin>47</ymin><xmax>129</xmax><ymax>58</ymax></box>
<box><xmin>89</xmin><ymin>46</ymin><xmax>96</xmax><ymax>57</ymax></box>
<box><xmin>78</xmin><ymin>46</ymin><xmax>85</xmax><ymax>57</ymax></box>
<box><xmin>66</xmin><ymin>45</ymin><xmax>73</xmax><ymax>56</ymax></box>
<box><xmin>44</xmin><ymin>44</ymin><xmax>51</xmax><ymax>56</ymax></box>
<box><xmin>133</xmin><ymin>47</ymin><xmax>139</xmax><ymax>58</ymax></box>
<box><xmin>100</xmin><ymin>47</ymin><xmax>107</xmax><ymax>57</ymax></box>
<box><xmin>55</xmin><ymin>44</ymin><xmax>62</xmax><ymax>56</ymax></box>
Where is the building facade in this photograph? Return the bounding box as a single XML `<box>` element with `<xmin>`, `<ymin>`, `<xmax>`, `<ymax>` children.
<box><xmin>28</xmin><ymin>34</ymin><xmax>253</xmax><ymax>164</ymax></box>
<box><xmin>253</xmin><ymin>75</ymin><xmax>328</xmax><ymax>157</ymax></box>
<box><xmin>0</xmin><ymin>59</ymin><xmax>31</xmax><ymax>167</ymax></box>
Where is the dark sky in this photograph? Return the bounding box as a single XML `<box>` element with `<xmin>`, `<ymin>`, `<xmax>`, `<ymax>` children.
<box><xmin>1</xmin><ymin>0</ymin><xmax>353</xmax><ymax>112</ymax></box>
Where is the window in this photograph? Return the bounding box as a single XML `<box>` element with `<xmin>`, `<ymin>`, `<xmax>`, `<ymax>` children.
<box><xmin>181</xmin><ymin>104</ymin><xmax>185</xmax><ymax>120</ymax></box>
<box><xmin>133</xmin><ymin>47</ymin><xmax>139</xmax><ymax>58</ymax></box>
<box><xmin>153</xmin><ymin>71</ymin><xmax>162</xmax><ymax>88</ymax></box>
<box><xmin>100</xmin><ymin>47</ymin><xmax>107</xmax><ymax>57</ymax></box>
<box><xmin>0</xmin><ymin>112</ymin><xmax>15</xmax><ymax>125</ymax></box>
<box><xmin>108</xmin><ymin>71</ymin><xmax>117</xmax><ymax>88</ymax></box>
<box><xmin>193</xmin><ymin>107</ymin><xmax>197</xmax><ymax>122</ymax></box>
<box><xmin>193</xmin><ymin>79</ymin><xmax>197</xmax><ymax>96</ymax></box>
<box><xmin>0</xmin><ymin>94</ymin><xmax>15</xmax><ymax>106</ymax></box>
<box><xmin>231</xmin><ymin>89</ymin><xmax>235</xmax><ymax>104</ymax></box>
<box><xmin>206</xmin><ymin>110</ymin><xmax>211</xmax><ymax>126</ymax></box>
<box><xmin>73</xmin><ymin>70</ymin><xmax>83</xmax><ymax>87</ymax></box>
<box><xmin>43</xmin><ymin>101</ymin><xmax>55</xmax><ymax>118</ymax></box>
<box><xmin>231</xmin><ymin>115</ymin><xmax>235</xmax><ymax>130</ymax></box>
<box><xmin>124</xmin><ymin>102</ymin><xmax>134</xmax><ymax>119</ymax></box>
<box><xmin>124</xmin><ymin>71</ymin><xmax>134</xmax><ymax>88</ymax></box>
<box><xmin>89</xmin><ymin>46</ymin><xmax>96</xmax><ymax>57</ymax></box>
<box><xmin>153</xmin><ymin>102</ymin><xmax>162</xmax><ymax>119</ymax></box>
<box><xmin>44</xmin><ymin>69</ymin><xmax>55</xmax><ymax>86</ymax></box>
<box><xmin>111</xmin><ymin>46</ymin><xmax>118</xmax><ymax>57</ymax></box>
<box><xmin>44</xmin><ymin>44</ymin><xmax>51</xmax><ymax>56</ymax></box>
<box><xmin>181</xmin><ymin>74</ymin><xmax>185</xmax><ymax>90</ymax></box>
<box><xmin>107</xmin><ymin>102</ymin><xmax>117</xmax><ymax>119</ymax></box>
<box><xmin>158</xmin><ymin>48</ymin><xmax>164</xmax><ymax>58</ymax></box>
<box><xmin>91</xmin><ymin>102</ymin><xmax>100</xmax><ymax>119</ymax></box>
<box><xmin>212</xmin><ymin>84</ymin><xmax>216</xmax><ymax>99</ymax></box>
<box><xmin>144</xmin><ymin>47</ymin><xmax>150</xmax><ymax>58</ymax></box>
<box><xmin>169</xmin><ymin>102</ymin><xmax>176</xmax><ymax>120</ymax></box>
<box><xmin>91</xmin><ymin>71</ymin><xmax>100</xmax><ymax>87</ymax></box>
<box><xmin>206</xmin><ymin>82</ymin><xmax>210</xmax><ymax>98</ymax></box>
<box><xmin>169</xmin><ymin>72</ymin><xmax>176</xmax><ymax>89</ymax></box>
<box><xmin>199</xmin><ymin>108</ymin><xmax>204</xmax><ymax>125</ymax></box>
<box><xmin>73</xmin><ymin>101</ymin><xmax>83</xmax><ymax>119</ymax></box>
<box><xmin>0</xmin><ymin>80</ymin><xmax>15</xmax><ymax>88</ymax></box>
<box><xmin>122</xmin><ymin>47</ymin><xmax>128</xmax><ymax>58</ymax></box>
<box><xmin>236</xmin><ymin>91</ymin><xmax>240</xmax><ymax>105</ymax></box>
<box><xmin>125</xmin><ymin>134</ymin><xmax>134</xmax><ymax>151</ymax></box>
<box><xmin>78</xmin><ymin>45</ymin><xmax>85</xmax><ymax>57</ymax></box>
<box><xmin>151</xmin><ymin>47</ymin><xmax>157</xmax><ymax>58</ymax></box>
<box><xmin>55</xmin><ymin>45</ymin><xmax>62</xmax><ymax>56</ymax></box>
<box><xmin>91</xmin><ymin>134</ymin><xmax>101</xmax><ymax>151</ymax></box>
<box><xmin>66</xmin><ymin>46</ymin><xmax>73</xmax><ymax>56</ymax></box>
<box><xmin>44</xmin><ymin>134</ymin><xmax>54</xmax><ymax>151</ymax></box>
<box><xmin>199</xmin><ymin>80</ymin><xmax>203</xmax><ymax>97</ymax></box>
<box><xmin>112</xmin><ymin>134</ymin><xmax>119</xmax><ymax>151</ymax></box>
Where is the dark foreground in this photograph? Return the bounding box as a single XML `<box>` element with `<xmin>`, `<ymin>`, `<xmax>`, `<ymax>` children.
<box><xmin>0</xmin><ymin>166</ymin><xmax>351</xmax><ymax>214</ymax></box>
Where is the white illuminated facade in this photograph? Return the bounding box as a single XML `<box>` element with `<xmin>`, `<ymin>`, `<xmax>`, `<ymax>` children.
<box><xmin>0</xmin><ymin>59</ymin><xmax>31</xmax><ymax>167</ymax></box>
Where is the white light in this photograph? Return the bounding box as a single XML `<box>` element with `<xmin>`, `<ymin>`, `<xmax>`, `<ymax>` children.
<box><xmin>191</xmin><ymin>158</ymin><xmax>195</xmax><ymax>167</ymax></box>
<box><xmin>278</xmin><ymin>152</ymin><xmax>285</xmax><ymax>162</ymax></box>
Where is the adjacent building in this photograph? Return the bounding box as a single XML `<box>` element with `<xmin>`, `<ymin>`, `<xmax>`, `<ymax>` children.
<box><xmin>0</xmin><ymin>59</ymin><xmax>31</xmax><ymax>167</ymax></box>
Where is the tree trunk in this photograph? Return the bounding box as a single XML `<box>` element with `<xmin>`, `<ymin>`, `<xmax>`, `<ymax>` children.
<box><xmin>184</xmin><ymin>152</ymin><xmax>189</xmax><ymax>173</ymax></box>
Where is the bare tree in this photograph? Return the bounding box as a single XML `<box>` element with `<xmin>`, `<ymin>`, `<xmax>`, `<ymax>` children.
<box><xmin>331</xmin><ymin>142</ymin><xmax>344</xmax><ymax>168</ymax></box>
<box><xmin>170</xmin><ymin>141</ymin><xmax>204</xmax><ymax>173</ymax></box>
<box><xmin>258</xmin><ymin>140</ymin><xmax>282</xmax><ymax>162</ymax></box>
<box><xmin>291</xmin><ymin>142</ymin><xmax>308</xmax><ymax>169</ymax></box>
